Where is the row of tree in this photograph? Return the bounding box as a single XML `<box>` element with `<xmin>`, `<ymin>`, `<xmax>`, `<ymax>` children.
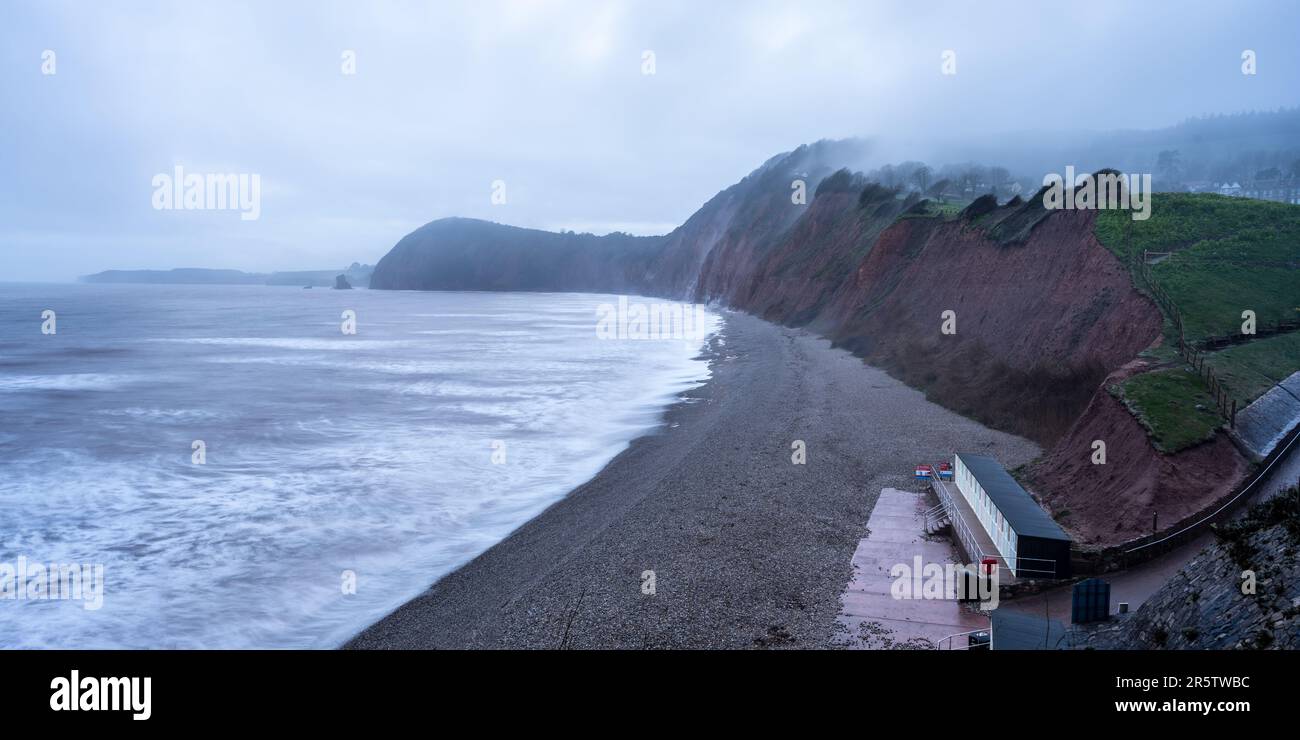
<box><xmin>1156</xmin><ymin>148</ymin><xmax>1300</xmax><ymax>186</ymax></box>
<box><xmin>857</xmin><ymin>161</ymin><xmax>1031</xmax><ymax>203</ymax></box>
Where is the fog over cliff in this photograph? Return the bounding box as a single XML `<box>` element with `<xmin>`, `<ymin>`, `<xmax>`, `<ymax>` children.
<box><xmin>4</xmin><ymin>1</ymin><xmax>1300</xmax><ymax>281</ymax></box>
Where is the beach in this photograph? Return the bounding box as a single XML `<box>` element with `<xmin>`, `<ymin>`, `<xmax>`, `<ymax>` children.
<box><xmin>347</xmin><ymin>312</ymin><xmax>1039</xmax><ymax>649</ymax></box>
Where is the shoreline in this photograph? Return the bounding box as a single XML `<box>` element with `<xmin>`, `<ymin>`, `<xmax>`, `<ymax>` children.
<box><xmin>345</xmin><ymin>311</ymin><xmax>1039</xmax><ymax>649</ymax></box>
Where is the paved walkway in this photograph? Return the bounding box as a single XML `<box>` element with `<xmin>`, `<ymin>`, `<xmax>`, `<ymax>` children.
<box><xmin>835</xmin><ymin>487</ymin><xmax>989</xmax><ymax>649</ymax></box>
<box><xmin>1004</xmin><ymin>428</ymin><xmax>1300</xmax><ymax>622</ymax></box>
<box><xmin>1231</xmin><ymin>371</ymin><xmax>1300</xmax><ymax>461</ymax></box>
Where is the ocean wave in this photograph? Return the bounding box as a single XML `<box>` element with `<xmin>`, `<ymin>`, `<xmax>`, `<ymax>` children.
<box><xmin>0</xmin><ymin>373</ymin><xmax>140</xmax><ymax>392</ymax></box>
<box><xmin>0</xmin><ymin>289</ymin><xmax>718</xmax><ymax>648</ymax></box>
<box><xmin>150</xmin><ymin>337</ymin><xmax>423</xmax><ymax>351</ymax></box>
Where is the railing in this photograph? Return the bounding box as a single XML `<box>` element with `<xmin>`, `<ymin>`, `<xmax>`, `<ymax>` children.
<box><xmin>938</xmin><ymin>627</ymin><xmax>991</xmax><ymax>651</ymax></box>
<box><xmin>1011</xmin><ymin>555</ymin><xmax>1057</xmax><ymax>579</ymax></box>
<box><xmin>1124</xmin><ymin>421</ymin><xmax>1300</xmax><ymax>555</ymax></box>
<box><xmin>1135</xmin><ymin>248</ymin><xmax>1239</xmax><ymax>427</ymax></box>
<box><xmin>922</xmin><ymin>501</ymin><xmax>947</xmax><ymax>525</ymax></box>
<box><xmin>931</xmin><ymin>479</ymin><xmax>992</xmax><ymax>567</ymax></box>
<box><xmin>930</xmin><ymin>477</ymin><xmax>1061</xmax><ymax>579</ymax></box>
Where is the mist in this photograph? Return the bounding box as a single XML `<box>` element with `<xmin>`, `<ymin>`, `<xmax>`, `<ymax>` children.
<box><xmin>3</xmin><ymin>0</ymin><xmax>1299</xmax><ymax>281</ymax></box>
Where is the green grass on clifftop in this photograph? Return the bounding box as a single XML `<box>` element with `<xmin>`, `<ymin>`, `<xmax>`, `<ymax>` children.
<box><xmin>1095</xmin><ymin>194</ymin><xmax>1300</xmax><ymax>453</ymax></box>
<box><xmin>1114</xmin><ymin>370</ymin><xmax>1223</xmax><ymax>453</ymax></box>
<box><xmin>896</xmin><ymin>199</ymin><xmax>963</xmax><ymax>220</ymax></box>
<box><xmin>1094</xmin><ymin>194</ymin><xmax>1300</xmax><ymax>341</ymax></box>
<box><xmin>1202</xmin><ymin>331</ymin><xmax>1300</xmax><ymax>404</ymax></box>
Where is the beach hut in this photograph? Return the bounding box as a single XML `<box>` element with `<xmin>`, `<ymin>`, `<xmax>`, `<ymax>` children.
<box><xmin>952</xmin><ymin>453</ymin><xmax>1071</xmax><ymax>579</ymax></box>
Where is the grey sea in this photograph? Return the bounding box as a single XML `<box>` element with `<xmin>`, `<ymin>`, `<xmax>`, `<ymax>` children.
<box><xmin>0</xmin><ymin>284</ymin><xmax>716</xmax><ymax>648</ymax></box>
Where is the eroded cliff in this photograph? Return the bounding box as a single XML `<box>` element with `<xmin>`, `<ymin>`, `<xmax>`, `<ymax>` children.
<box><xmin>370</xmin><ymin>142</ymin><xmax>1251</xmax><ymax>548</ymax></box>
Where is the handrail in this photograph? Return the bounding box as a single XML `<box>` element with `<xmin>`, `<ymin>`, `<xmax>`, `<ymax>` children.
<box><xmin>937</xmin><ymin>627</ymin><xmax>991</xmax><ymax>650</ymax></box>
<box><xmin>1125</xmin><ymin>420</ymin><xmax>1300</xmax><ymax>553</ymax></box>
<box><xmin>931</xmin><ymin>471</ymin><xmax>1067</xmax><ymax>579</ymax></box>
<box><xmin>932</xmin><ymin>478</ymin><xmax>991</xmax><ymax>566</ymax></box>
<box><xmin>1013</xmin><ymin>563</ymin><xmax>1057</xmax><ymax>577</ymax></box>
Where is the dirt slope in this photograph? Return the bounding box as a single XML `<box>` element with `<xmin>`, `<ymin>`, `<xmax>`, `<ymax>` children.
<box><xmin>1027</xmin><ymin>363</ymin><xmax>1249</xmax><ymax>545</ymax></box>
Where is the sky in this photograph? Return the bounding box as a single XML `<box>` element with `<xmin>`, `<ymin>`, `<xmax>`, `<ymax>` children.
<box><xmin>2</xmin><ymin>0</ymin><xmax>1299</xmax><ymax>282</ymax></box>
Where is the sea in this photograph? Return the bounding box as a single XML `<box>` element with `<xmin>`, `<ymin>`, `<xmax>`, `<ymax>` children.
<box><xmin>0</xmin><ymin>284</ymin><xmax>717</xmax><ymax>648</ymax></box>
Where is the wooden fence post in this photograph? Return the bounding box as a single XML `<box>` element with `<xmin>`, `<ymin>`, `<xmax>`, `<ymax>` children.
<box><xmin>1142</xmin><ymin>251</ymin><xmax>1239</xmax><ymax>427</ymax></box>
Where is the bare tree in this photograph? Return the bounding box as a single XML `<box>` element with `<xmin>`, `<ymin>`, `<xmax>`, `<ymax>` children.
<box><xmin>879</xmin><ymin>164</ymin><xmax>897</xmax><ymax>188</ymax></box>
<box><xmin>988</xmin><ymin>167</ymin><xmax>1011</xmax><ymax>198</ymax></box>
<box><xmin>1157</xmin><ymin>149</ymin><xmax>1181</xmax><ymax>180</ymax></box>
<box><xmin>927</xmin><ymin>178</ymin><xmax>951</xmax><ymax>203</ymax></box>
<box><xmin>958</xmin><ymin>165</ymin><xmax>986</xmax><ymax>196</ymax></box>
<box><xmin>912</xmin><ymin>165</ymin><xmax>931</xmax><ymax>194</ymax></box>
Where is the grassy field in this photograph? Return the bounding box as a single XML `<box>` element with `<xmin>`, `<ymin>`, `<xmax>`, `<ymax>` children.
<box><xmin>1115</xmin><ymin>371</ymin><xmax>1223</xmax><ymax>453</ymax></box>
<box><xmin>1095</xmin><ymin>194</ymin><xmax>1300</xmax><ymax>341</ymax></box>
<box><xmin>1154</xmin><ymin>232</ymin><xmax>1299</xmax><ymax>339</ymax></box>
<box><xmin>1202</xmin><ymin>331</ymin><xmax>1300</xmax><ymax>403</ymax></box>
<box><xmin>1095</xmin><ymin>194</ymin><xmax>1300</xmax><ymax>453</ymax></box>
<box><xmin>1094</xmin><ymin>193</ymin><xmax>1297</xmax><ymax>260</ymax></box>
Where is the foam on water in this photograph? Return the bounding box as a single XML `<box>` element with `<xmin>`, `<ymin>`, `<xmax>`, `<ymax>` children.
<box><xmin>0</xmin><ymin>285</ymin><xmax>717</xmax><ymax>648</ymax></box>
<box><xmin>0</xmin><ymin>373</ymin><xmax>142</xmax><ymax>391</ymax></box>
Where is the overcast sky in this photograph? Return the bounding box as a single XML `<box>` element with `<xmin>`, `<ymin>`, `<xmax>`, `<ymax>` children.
<box><xmin>3</xmin><ymin>0</ymin><xmax>1298</xmax><ymax>281</ymax></box>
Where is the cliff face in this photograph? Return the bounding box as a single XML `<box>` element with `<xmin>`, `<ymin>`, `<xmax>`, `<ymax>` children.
<box><xmin>369</xmin><ymin>141</ymin><xmax>1248</xmax><ymax>548</ymax></box>
<box><xmin>703</xmin><ymin>190</ymin><xmax>896</xmax><ymax>326</ymax></box>
<box><xmin>678</xmin><ymin>191</ymin><xmax>1161</xmax><ymax>447</ymax></box>
<box><xmin>821</xmin><ymin>210</ymin><xmax>1164</xmax><ymax>444</ymax></box>
<box><xmin>369</xmin><ymin>139</ymin><xmax>870</xmax><ymax>297</ymax></box>
<box><xmin>1026</xmin><ymin>365</ymin><xmax>1249</xmax><ymax>545</ymax></box>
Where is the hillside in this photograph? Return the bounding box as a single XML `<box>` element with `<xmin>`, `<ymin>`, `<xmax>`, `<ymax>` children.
<box><xmin>82</xmin><ymin>264</ymin><xmax>375</xmax><ymax>288</ymax></box>
<box><xmin>369</xmin><ymin>141</ymin><xmax>1299</xmax><ymax>549</ymax></box>
<box><xmin>81</xmin><ymin>268</ymin><xmax>268</xmax><ymax>285</ymax></box>
<box><xmin>368</xmin><ymin>139</ymin><xmax>869</xmax><ymax>297</ymax></box>
<box><xmin>368</xmin><ymin>218</ymin><xmax>665</xmax><ymax>293</ymax></box>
